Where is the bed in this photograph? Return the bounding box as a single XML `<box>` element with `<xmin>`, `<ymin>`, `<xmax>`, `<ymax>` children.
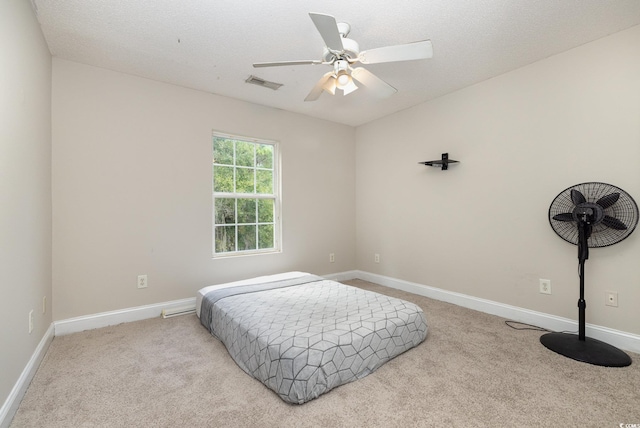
<box><xmin>197</xmin><ymin>272</ymin><xmax>428</xmax><ymax>404</ymax></box>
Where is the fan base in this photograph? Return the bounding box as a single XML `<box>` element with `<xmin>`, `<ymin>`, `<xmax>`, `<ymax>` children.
<box><xmin>540</xmin><ymin>332</ymin><xmax>631</xmax><ymax>367</ymax></box>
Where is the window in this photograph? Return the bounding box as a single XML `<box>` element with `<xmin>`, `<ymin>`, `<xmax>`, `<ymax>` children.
<box><xmin>212</xmin><ymin>133</ymin><xmax>280</xmax><ymax>257</ymax></box>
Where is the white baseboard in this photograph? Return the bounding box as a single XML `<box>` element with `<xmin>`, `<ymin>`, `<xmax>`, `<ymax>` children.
<box><xmin>337</xmin><ymin>270</ymin><xmax>640</xmax><ymax>355</ymax></box>
<box><xmin>323</xmin><ymin>270</ymin><xmax>360</xmax><ymax>282</ymax></box>
<box><xmin>0</xmin><ymin>323</ymin><xmax>54</xmax><ymax>428</ymax></box>
<box><xmin>54</xmin><ymin>297</ymin><xmax>196</xmax><ymax>336</ymax></box>
<box><xmin>3</xmin><ymin>270</ymin><xmax>638</xmax><ymax>428</ymax></box>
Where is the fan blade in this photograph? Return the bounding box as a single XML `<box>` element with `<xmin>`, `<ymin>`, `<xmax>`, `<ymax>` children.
<box><xmin>602</xmin><ymin>215</ymin><xmax>628</xmax><ymax>230</ymax></box>
<box><xmin>309</xmin><ymin>13</ymin><xmax>344</xmax><ymax>52</ymax></box>
<box><xmin>571</xmin><ymin>189</ymin><xmax>586</xmax><ymax>205</ymax></box>
<box><xmin>254</xmin><ymin>60</ymin><xmax>322</xmax><ymax>68</ymax></box>
<box><xmin>359</xmin><ymin>40</ymin><xmax>433</xmax><ymax>64</ymax></box>
<box><xmin>553</xmin><ymin>213</ymin><xmax>575</xmax><ymax>222</ymax></box>
<box><xmin>351</xmin><ymin>67</ymin><xmax>397</xmax><ymax>98</ymax></box>
<box><xmin>596</xmin><ymin>192</ymin><xmax>620</xmax><ymax>209</ymax></box>
<box><xmin>304</xmin><ymin>72</ymin><xmax>334</xmax><ymax>101</ymax></box>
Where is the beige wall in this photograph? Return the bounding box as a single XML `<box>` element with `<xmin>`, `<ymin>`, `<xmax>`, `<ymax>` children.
<box><xmin>0</xmin><ymin>0</ymin><xmax>52</xmax><ymax>411</ymax></box>
<box><xmin>356</xmin><ymin>25</ymin><xmax>640</xmax><ymax>335</ymax></box>
<box><xmin>52</xmin><ymin>59</ymin><xmax>356</xmax><ymax>320</ymax></box>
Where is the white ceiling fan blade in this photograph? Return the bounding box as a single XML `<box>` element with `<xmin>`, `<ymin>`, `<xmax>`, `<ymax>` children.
<box><xmin>351</xmin><ymin>67</ymin><xmax>397</xmax><ymax>98</ymax></box>
<box><xmin>359</xmin><ymin>40</ymin><xmax>433</xmax><ymax>64</ymax></box>
<box><xmin>309</xmin><ymin>13</ymin><xmax>344</xmax><ymax>52</ymax></box>
<box><xmin>253</xmin><ymin>60</ymin><xmax>322</xmax><ymax>68</ymax></box>
<box><xmin>305</xmin><ymin>72</ymin><xmax>334</xmax><ymax>101</ymax></box>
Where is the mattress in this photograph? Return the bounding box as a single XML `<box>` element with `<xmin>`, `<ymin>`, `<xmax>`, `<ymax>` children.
<box><xmin>198</xmin><ymin>272</ymin><xmax>428</xmax><ymax>404</ymax></box>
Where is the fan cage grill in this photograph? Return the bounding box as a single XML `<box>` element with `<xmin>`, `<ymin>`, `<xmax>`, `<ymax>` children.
<box><xmin>549</xmin><ymin>182</ymin><xmax>639</xmax><ymax>248</ymax></box>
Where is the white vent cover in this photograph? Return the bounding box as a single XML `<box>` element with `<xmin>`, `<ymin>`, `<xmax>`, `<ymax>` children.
<box><xmin>245</xmin><ymin>75</ymin><xmax>283</xmax><ymax>90</ymax></box>
<box><xmin>161</xmin><ymin>305</ymin><xmax>196</xmax><ymax>318</ymax></box>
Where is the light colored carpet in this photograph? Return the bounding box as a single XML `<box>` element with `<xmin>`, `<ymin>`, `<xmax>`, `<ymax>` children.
<box><xmin>10</xmin><ymin>279</ymin><xmax>640</xmax><ymax>427</ymax></box>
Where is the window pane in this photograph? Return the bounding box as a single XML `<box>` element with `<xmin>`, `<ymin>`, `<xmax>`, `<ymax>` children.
<box><xmin>256</xmin><ymin>144</ymin><xmax>273</xmax><ymax>169</ymax></box>
<box><xmin>236</xmin><ymin>168</ymin><xmax>254</xmax><ymax>193</ymax></box>
<box><xmin>257</xmin><ymin>199</ymin><xmax>274</xmax><ymax>223</ymax></box>
<box><xmin>236</xmin><ymin>141</ymin><xmax>254</xmax><ymax>167</ymax></box>
<box><xmin>215</xmin><ymin>225</ymin><xmax>236</xmax><ymax>252</ymax></box>
<box><xmin>237</xmin><ymin>198</ymin><xmax>256</xmax><ymax>223</ymax></box>
<box><xmin>256</xmin><ymin>170</ymin><xmax>273</xmax><ymax>194</ymax></box>
<box><xmin>238</xmin><ymin>225</ymin><xmax>257</xmax><ymax>250</ymax></box>
<box><xmin>214</xmin><ymin>198</ymin><xmax>235</xmax><ymax>224</ymax></box>
<box><xmin>258</xmin><ymin>224</ymin><xmax>274</xmax><ymax>249</ymax></box>
<box><xmin>212</xmin><ymin>134</ymin><xmax>278</xmax><ymax>257</ymax></box>
<box><xmin>214</xmin><ymin>166</ymin><xmax>234</xmax><ymax>192</ymax></box>
<box><xmin>213</xmin><ymin>138</ymin><xmax>234</xmax><ymax>165</ymax></box>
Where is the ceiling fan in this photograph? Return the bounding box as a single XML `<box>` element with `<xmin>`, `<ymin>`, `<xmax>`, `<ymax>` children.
<box><xmin>253</xmin><ymin>13</ymin><xmax>433</xmax><ymax>101</ymax></box>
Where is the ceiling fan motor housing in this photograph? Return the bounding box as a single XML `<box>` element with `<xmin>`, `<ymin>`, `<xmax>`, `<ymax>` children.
<box><xmin>322</xmin><ymin>36</ymin><xmax>360</xmax><ymax>62</ymax></box>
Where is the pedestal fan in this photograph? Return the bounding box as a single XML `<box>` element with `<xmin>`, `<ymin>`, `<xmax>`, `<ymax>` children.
<box><xmin>541</xmin><ymin>182</ymin><xmax>638</xmax><ymax>367</ymax></box>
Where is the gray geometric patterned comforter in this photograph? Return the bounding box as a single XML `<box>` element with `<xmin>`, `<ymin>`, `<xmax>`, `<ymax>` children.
<box><xmin>200</xmin><ymin>275</ymin><xmax>428</xmax><ymax>404</ymax></box>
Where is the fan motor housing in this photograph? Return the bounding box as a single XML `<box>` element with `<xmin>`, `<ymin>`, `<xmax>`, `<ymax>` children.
<box><xmin>323</xmin><ymin>37</ymin><xmax>360</xmax><ymax>62</ymax></box>
<box><xmin>573</xmin><ymin>202</ymin><xmax>604</xmax><ymax>224</ymax></box>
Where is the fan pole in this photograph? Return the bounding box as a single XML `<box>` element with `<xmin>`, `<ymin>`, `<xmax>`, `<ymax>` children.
<box><xmin>578</xmin><ymin>257</ymin><xmax>587</xmax><ymax>341</ymax></box>
<box><xmin>577</xmin><ymin>222</ymin><xmax>588</xmax><ymax>341</ymax></box>
<box><xmin>540</xmin><ymin>218</ymin><xmax>631</xmax><ymax>367</ymax></box>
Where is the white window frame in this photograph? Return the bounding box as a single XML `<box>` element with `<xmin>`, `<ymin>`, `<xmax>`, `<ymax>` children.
<box><xmin>212</xmin><ymin>132</ymin><xmax>281</xmax><ymax>258</ymax></box>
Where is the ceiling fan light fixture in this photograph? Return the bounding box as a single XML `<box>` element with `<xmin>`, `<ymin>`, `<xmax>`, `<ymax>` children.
<box><xmin>322</xmin><ymin>76</ymin><xmax>336</xmax><ymax>95</ymax></box>
<box><xmin>336</xmin><ymin>72</ymin><xmax>351</xmax><ymax>88</ymax></box>
<box><xmin>332</xmin><ymin>59</ymin><xmax>357</xmax><ymax>94</ymax></box>
<box><xmin>341</xmin><ymin>79</ymin><xmax>358</xmax><ymax>95</ymax></box>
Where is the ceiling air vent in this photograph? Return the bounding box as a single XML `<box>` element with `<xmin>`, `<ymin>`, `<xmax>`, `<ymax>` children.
<box><xmin>245</xmin><ymin>75</ymin><xmax>283</xmax><ymax>90</ymax></box>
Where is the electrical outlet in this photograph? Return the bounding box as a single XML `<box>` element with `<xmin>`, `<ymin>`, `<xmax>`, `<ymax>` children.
<box><xmin>374</xmin><ymin>253</ymin><xmax>380</xmax><ymax>263</ymax></box>
<box><xmin>329</xmin><ymin>253</ymin><xmax>335</xmax><ymax>263</ymax></box>
<box><xmin>539</xmin><ymin>279</ymin><xmax>551</xmax><ymax>294</ymax></box>
<box><xmin>137</xmin><ymin>274</ymin><xmax>148</xmax><ymax>289</ymax></box>
<box><xmin>43</xmin><ymin>296</ymin><xmax>46</xmax><ymax>314</ymax></box>
<box><xmin>29</xmin><ymin>310</ymin><xmax>34</xmax><ymax>334</ymax></box>
<box><xmin>605</xmin><ymin>291</ymin><xmax>618</xmax><ymax>307</ymax></box>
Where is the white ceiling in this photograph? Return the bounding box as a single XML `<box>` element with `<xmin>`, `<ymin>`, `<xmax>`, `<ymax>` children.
<box><xmin>33</xmin><ymin>0</ymin><xmax>640</xmax><ymax>127</ymax></box>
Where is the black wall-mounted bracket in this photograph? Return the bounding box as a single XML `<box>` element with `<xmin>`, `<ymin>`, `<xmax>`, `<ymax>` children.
<box><xmin>419</xmin><ymin>153</ymin><xmax>459</xmax><ymax>170</ymax></box>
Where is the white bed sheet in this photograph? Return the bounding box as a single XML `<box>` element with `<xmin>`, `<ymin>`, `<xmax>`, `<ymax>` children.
<box><xmin>195</xmin><ymin>271</ymin><xmax>310</xmax><ymax>318</ymax></box>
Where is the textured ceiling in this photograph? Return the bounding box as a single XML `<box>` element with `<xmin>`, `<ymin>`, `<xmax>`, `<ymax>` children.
<box><xmin>33</xmin><ymin>0</ymin><xmax>640</xmax><ymax>127</ymax></box>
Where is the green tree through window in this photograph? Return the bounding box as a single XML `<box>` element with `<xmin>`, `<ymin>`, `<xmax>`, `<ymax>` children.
<box><xmin>213</xmin><ymin>134</ymin><xmax>279</xmax><ymax>256</ymax></box>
